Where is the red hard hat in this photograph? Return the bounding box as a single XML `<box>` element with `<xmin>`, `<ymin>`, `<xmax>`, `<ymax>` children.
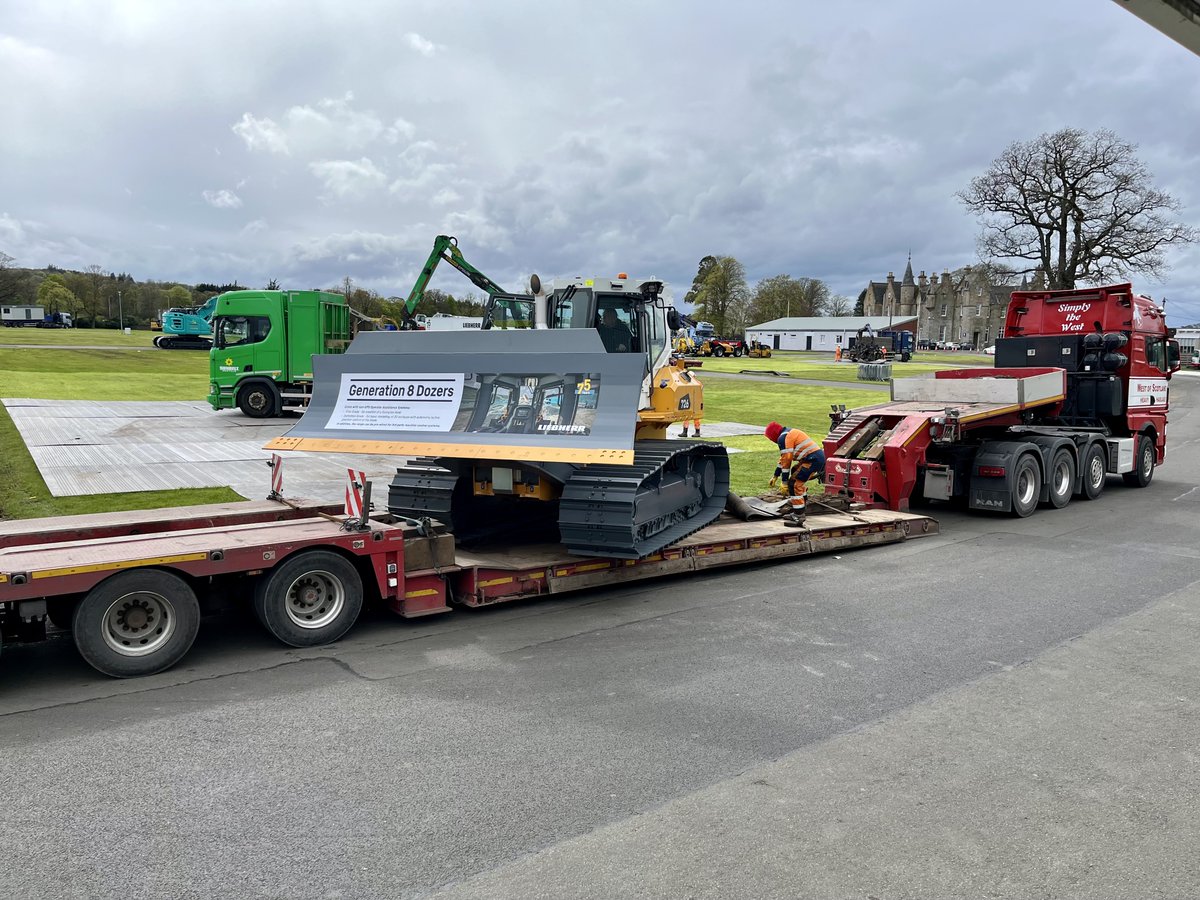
<box><xmin>765</xmin><ymin>421</ymin><xmax>784</xmax><ymax>442</ymax></box>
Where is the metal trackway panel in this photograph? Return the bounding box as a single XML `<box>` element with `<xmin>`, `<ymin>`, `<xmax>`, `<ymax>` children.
<box><xmin>3</xmin><ymin>399</ymin><xmax>405</xmax><ymax>501</ymax></box>
<box><xmin>3</xmin><ymin>398</ymin><xmax>763</xmax><ymax>501</ymax></box>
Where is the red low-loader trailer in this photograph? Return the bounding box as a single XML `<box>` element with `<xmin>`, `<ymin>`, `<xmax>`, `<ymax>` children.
<box><xmin>822</xmin><ymin>283</ymin><xmax>1182</xmax><ymax>515</ymax></box>
<box><xmin>0</xmin><ymin>490</ymin><xmax>937</xmax><ymax>679</ymax></box>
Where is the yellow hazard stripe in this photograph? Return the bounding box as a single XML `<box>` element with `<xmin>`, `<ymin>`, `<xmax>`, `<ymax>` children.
<box><xmin>264</xmin><ymin>436</ymin><xmax>635</xmax><ymax>466</ymax></box>
<box><xmin>404</xmin><ymin>588</ymin><xmax>440</xmax><ymax>599</ymax></box>
<box><xmin>479</xmin><ymin>576</ymin><xmax>514</xmax><ymax>588</ymax></box>
<box><xmin>32</xmin><ymin>551</ymin><xmax>211</xmax><ymax>580</ymax></box>
<box><xmin>0</xmin><ymin>573</ymin><xmax>7</xmax><ymax>584</ymax></box>
<box><xmin>553</xmin><ymin>562</ymin><xmax>610</xmax><ymax>576</ymax></box>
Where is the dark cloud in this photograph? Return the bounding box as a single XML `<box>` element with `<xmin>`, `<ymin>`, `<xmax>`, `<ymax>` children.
<box><xmin>0</xmin><ymin>0</ymin><xmax>1197</xmax><ymax>321</ymax></box>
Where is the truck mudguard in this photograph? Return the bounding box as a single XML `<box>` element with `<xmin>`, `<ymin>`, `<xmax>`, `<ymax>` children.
<box><xmin>968</xmin><ymin>440</ymin><xmax>1042</xmax><ymax>514</ymax></box>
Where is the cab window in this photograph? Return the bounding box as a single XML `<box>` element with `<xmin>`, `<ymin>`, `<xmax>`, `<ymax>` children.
<box><xmin>596</xmin><ymin>303</ymin><xmax>638</xmax><ymax>354</ymax></box>
<box><xmin>550</xmin><ymin>288</ymin><xmax>594</xmax><ymax>330</ymax></box>
<box><xmin>646</xmin><ymin>305</ymin><xmax>666</xmax><ymax>364</ymax></box>
<box><xmin>1144</xmin><ymin>336</ymin><xmax>1167</xmax><ymax>373</ymax></box>
<box><xmin>216</xmin><ymin>315</ymin><xmax>271</xmax><ymax>349</ymax></box>
<box><xmin>488</xmin><ymin>298</ymin><xmax>535</xmax><ymax>330</ymax></box>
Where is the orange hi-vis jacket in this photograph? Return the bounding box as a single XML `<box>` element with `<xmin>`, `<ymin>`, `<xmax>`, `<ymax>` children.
<box><xmin>773</xmin><ymin>427</ymin><xmax>822</xmax><ymax>478</ymax></box>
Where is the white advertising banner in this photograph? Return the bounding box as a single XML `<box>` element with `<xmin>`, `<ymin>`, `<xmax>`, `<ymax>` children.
<box><xmin>327</xmin><ymin>372</ymin><xmax>465</xmax><ymax>431</ymax></box>
<box><xmin>1127</xmin><ymin>377</ymin><xmax>1168</xmax><ymax>408</ymax></box>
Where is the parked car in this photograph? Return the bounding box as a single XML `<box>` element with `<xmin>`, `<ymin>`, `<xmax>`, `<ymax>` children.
<box><xmin>984</xmin><ymin>345</ymin><xmax>996</xmax><ymax>356</ymax></box>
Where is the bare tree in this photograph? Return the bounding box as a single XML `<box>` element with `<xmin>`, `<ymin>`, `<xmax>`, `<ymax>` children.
<box><xmin>826</xmin><ymin>294</ymin><xmax>853</xmax><ymax>316</ymax></box>
<box><xmin>959</xmin><ymin>128</ymin><xmax>1198</xmax><ymax>290</ymax></box>
<box><xmin>0</xmin><ymin>251</ymin><xmax>16</xmax><ymax>302</ymax></box>
<box><xmin>83</xmin><ymin>264</ymin><xmax>110</xmax><ymax>319</ymax></box>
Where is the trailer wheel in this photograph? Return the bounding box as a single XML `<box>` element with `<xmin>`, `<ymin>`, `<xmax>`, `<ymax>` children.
<box><xmin>1045</xmin><ymin>448</ymin><xmax>1076</xmax><ymax>509</ymax></box>
<box><xmin>237</xmin><ymin>380</ymin><xmax>280</xmax><ymax>418</ymax></box>
<box><xmin>1122</xmin><ymin>434</ymin><xmax>1155</xmax><ymax>488</ymax></box>
<box><xmin>1010</xmin><ymin>454</ymin><xmax>1042</xmax><ymax>518</ymax></box>
<box><xmin>72</xmin><ymin>570</ymin><xmax>200</xmax><ymax>678</ymax></box>
<box><xmin>1079</xmin><ymin>443</ymin><xmax>1107</xmax><ymax>500</ymax></box>
<box><xmin>253</xmin><ymin>550</ymin><xmax>363</xmax><ymax>648</ymax></box>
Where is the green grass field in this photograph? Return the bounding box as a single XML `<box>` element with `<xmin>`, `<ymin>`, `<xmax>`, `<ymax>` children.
<box><xmin>0</xmin><ymin>326</ymin><xmax>161</xmax><ymax>347</ymax></box>
<box><xmin>0</xmin><ymin>338</ymin><xmax>974</xmax><ymax>520</ymax></box>
<box><xmin>0</xmin><ymin>347</ymin><xmax>237</xmax><ymax>519</ymax></box>
<box><xmin>698</xmin><ymin>379</ymin><xmax>879</xmax><ymax>497</ymax></box>
<box><xmin>694</xmin><ymin>349</ymin><xmax>991</xmax><ymax>383</ymax></box>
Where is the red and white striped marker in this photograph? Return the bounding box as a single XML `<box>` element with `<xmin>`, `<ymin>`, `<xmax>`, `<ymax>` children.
<box><xmin>344</xmin><ymin>468</ymin><xmax>368</xmax><ymax>518</ymax></box>
<box><xmin>268</xmin><ymin>453</ymin><xmax>284</xmax><ymax>497</ymax></box>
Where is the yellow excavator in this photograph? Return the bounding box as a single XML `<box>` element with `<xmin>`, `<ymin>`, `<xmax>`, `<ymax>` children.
<box><xmin>268</xmin><ymin>262</ymin><xmax>730</xmax><ymax>559</ymax></box>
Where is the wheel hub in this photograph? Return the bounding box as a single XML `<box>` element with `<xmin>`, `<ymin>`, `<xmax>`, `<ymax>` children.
<box><xmin>285</xmin><ymin>572</ymin><xmax>345</xmax><ymax>628</ymax></box>
<box><xmin>103</xmin><ymin>592</ymin><xmax>175</xmax><ymax>656</ymax></box>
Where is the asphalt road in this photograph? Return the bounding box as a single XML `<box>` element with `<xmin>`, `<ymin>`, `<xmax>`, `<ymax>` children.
<box><xmin>2</xmin><ymin>376</ymin><xmax>1198</xmax><ymax>899</ymax></box>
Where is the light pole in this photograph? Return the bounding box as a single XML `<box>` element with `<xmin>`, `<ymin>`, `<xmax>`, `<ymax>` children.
<box><xmin>117</xmin><ymin>290</ymin><xmax>123</xmax><ymax>330</ymax></box>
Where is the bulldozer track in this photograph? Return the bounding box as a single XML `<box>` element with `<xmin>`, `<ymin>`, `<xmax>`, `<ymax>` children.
<box><xmin>559</xmin><ymin>440</ymin><xmax>730</xmax><ymax>559</ymax></box>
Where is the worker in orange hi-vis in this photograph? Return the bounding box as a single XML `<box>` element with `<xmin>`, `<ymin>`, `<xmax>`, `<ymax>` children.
<box><xmin>834</xmin><ymin>343</ymin><xmax>842</xmax><ymax>362</ymax></box>
<box><xmin>765</xmin><ymin>421</ymin><xmax>826</xmax><ymax>526</ymax></box>
<box><xmin>681</xmin><ymin>370</ymin><xmax>702</xmax><ymax>438</ymax></box>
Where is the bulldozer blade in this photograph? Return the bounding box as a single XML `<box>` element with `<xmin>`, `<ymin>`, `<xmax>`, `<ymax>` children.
<box><xmin>265</xmin><ymin>330</ymin><xmax>648</xmax><ymax>465</ymax></box>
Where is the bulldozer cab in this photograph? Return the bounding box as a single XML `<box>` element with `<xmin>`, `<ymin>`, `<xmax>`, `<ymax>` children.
<box><xmin>482</xmin><ymin>294</ymin><xmax>536</xmax><ymax>330</ymax></box>
<box><xmin>546</xmin><ymin>280</ymin><xmax>672</xmax><ymax>373</ymax></box>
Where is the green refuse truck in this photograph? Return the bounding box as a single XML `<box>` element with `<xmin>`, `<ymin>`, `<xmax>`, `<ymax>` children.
<box><xmin>206</xmin><ymin>290</ymin><xmax>352</xmax><ymax>417</ymax></box>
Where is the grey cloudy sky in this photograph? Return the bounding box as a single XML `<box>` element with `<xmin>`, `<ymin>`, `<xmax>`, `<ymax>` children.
<box><xmin>2</xmin><ymin>0</ymin><xmax>1198</xmax><ymax>321</ymax></box>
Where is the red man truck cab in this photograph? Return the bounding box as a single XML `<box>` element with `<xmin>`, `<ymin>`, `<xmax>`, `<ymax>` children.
<box><xmin>823</xmin><ymin>283</ymin><xmax>1180</xmax><ymax>516</ymax></box>
<box><xmin>1001</xmin><ymin>282</ymin><xmax>1176</xmax><ymax>466</ymax></box>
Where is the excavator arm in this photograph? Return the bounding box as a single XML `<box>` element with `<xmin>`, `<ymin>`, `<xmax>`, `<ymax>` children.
<box><xmin>402</xmin><ymin>235</ymin><xmax>506</xmax><ymax>329</ymax></box>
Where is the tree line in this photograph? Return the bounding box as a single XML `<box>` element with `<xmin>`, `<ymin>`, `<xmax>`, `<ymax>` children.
<box><xmin>682</xmin><ymin>256</ymin><xmax>853</xmax><ymax>337</ymax></box>
<box><xmin>0</xmin><ymin>256</ymin><xmax>485</xmax><ymax>328</ymax></box>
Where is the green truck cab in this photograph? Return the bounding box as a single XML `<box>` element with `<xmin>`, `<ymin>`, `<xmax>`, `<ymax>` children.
<box><xmin>207</xmin><ymin>290</ymin><xmax>351</xmax><ymax>417</ymax></box>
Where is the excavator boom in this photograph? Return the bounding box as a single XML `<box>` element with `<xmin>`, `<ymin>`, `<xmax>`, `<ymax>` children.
<box><xmin>401</xmin><ymin>235</ymin><xmax>507</xmax><ymax>328</ymax></box>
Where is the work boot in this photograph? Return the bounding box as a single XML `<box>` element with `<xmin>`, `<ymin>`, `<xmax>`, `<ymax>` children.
<box><xmin>694</xmin><ymin>427</ymin><xmax>701</xmax><ymax>436</ymax></box>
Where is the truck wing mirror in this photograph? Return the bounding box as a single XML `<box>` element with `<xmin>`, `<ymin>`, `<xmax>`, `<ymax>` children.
<box><xmin>667</xmin><ymin>308</ymin><xmax>680</xmax><ymax>331</ymax></box>
<box><xmin>1167</xmin><ymin>339</ymin><xmax>1181</xmax><ymax>376</ymax></box>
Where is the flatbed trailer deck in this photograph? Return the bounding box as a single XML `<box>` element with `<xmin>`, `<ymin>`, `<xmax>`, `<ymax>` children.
<box><xmin>0</xmin><ymin>497</ymin><xmax>938</xmax><ymax>678</ymax></box>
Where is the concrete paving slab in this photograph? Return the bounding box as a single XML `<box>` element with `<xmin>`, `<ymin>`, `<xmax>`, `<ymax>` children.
<box><xmin>6</xmin><ymin>398</ymin><xmax>762</xmax><ymax>498</ymax></box>
<box><xmin>3</xmin><ymin>398</ymin><xmax>402</xmax><ymax>502</ymax></box>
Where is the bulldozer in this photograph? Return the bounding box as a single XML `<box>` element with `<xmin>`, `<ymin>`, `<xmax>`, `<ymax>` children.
<box><xmin>267</xmin><ymin>270</ymin><xmax>730</xmax><ymax>560</ymax></box>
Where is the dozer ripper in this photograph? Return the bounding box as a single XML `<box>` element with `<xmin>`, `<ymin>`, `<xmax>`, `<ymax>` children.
<box><xmin>266</xmin><ymin>274</ymin><xmax>730</xmax><ymax>559</ymax></box>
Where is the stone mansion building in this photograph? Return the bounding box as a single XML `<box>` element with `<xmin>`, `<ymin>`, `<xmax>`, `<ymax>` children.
<box><xmin>859</xmin><ymin>258</ymin><xmax>1035</xmax><ymax>349</ymax></box>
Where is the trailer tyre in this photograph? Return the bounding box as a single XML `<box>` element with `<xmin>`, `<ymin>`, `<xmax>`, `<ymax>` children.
<box><xmin>1122</xmin><ymin>434</ymin><xmax>1155</xmax><ymax>488</ymax></box>
<box><xmin>253</xmin><ymin>550</ymin><xmax>363</xmax><ymax>648</ymax></box>
<box><xmin>1080</xmin><ymin>443</ymin><xmax>1107</xmax><ymax>500</ymax></box>
<box><xmin>1045</xmin><ymin>448</ymin><xmax>1076</xmax><ymax>509</ymax></box>
<box><xmin>1010</xmin><ymin>454</ymin><xmax>1042</xmax><ymax>518</ymax></box>
<box><xmin>237</xmin><ymin>380</ymin><xmax>280</xmax><ymax>418</ymax></box>
<box><xmin>72</xmin><ymin>570</ymin><xmax>200</xmax><ymax>678</ymax></box>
